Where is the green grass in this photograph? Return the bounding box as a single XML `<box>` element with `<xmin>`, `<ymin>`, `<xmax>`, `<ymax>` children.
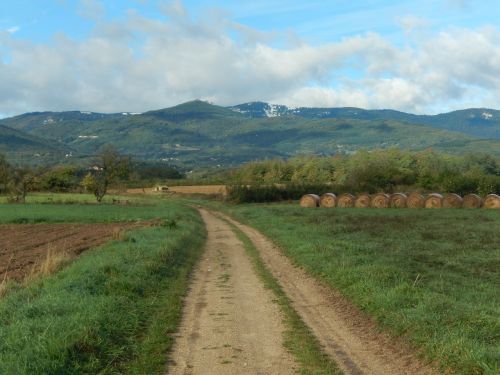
<box><xmin>222</xmin><ymin>204</ymin><xmax>500</xmax><ymax>375</ymax></box>
<box><xmin>0</xmin><ymin>194</ymin><xmax>174</xmax><ymax>224</ymax></box>
<box><xmin>224</xmin><ymin>218</ymin><xmax>341</xmax><ymax>375</ymax></box>
<box><xmin>0</xmin><ymin>199</ymin><xmax>206</xmax><ymax>374</ymax></box>
<box><xmin>0</xmin><ymin>192</ymin><xmax>149</xmax><ymax>204</ymax></box>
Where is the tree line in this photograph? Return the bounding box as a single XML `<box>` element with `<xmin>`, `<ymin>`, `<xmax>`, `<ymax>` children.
<box><xmin>0</xmin><ymin>145</ymin><xmax>183</xmax><ymax>202</ymax></box>
<box><xmin>226</xmin><ymin>149</ymin><xmax>500</xmax><ymax>203</ymax></box>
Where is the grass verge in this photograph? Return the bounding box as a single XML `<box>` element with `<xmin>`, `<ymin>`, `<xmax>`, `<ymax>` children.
<box><xmin>222</xmin><ymin>204</ymin><xmax>500</xmax><ymax>375</ymax></box>
<box><xmin>222</xmin><ymin>216</ymin><xmax>341</xmax><ymax>375</ymax></box>
<box><xmin>0</xmin><ymin>202</ymin><xmax>206</xmax><ymax>375</ymax></box>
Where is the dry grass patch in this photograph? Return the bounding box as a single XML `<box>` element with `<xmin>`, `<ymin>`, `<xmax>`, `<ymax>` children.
<box><xmin>463</xmin><ymin>194</ymin><xmax>482</xmax><ymax>208</ymax></box>
<box><xmin>390</xmin><ymin>193</ymin><xmax>407</xmax><ymax>208</ymax></box>
<box><xmin>300</xmin><ymin>194</ymin><xmax>320</xmax><ymax>208</ymax></box>
<box><xmin>355</xmin><ymin>193</ymin><xmax>371</xmax><ymax>208</ymax></box>
<box><xmin>443</xmin><ymin>193</ymin><xmax>463</xmax><ymax>208</ymax></box>
<box><xmin>320</xmin><ymin>193</ymin><xmax>337</xmax><ymax>208</ymax></box>
<box><xmin>371</xmin><ymin>193</ymin><xmax>390</xmax><ymax>208</ymax></box>
<box><xmin>484</xmin><ymin>194</ymin><xmax>500</xmax><ymax>209</ymax></box>
<box><xmin>338</xmin><ymin>193</ymin><xmax>356</xmax><ymax>208</ymax></box>
<box><xmin>424</xmin><ymin>193</ymin><xmax>444</xmax><ymax>208</ymax></box>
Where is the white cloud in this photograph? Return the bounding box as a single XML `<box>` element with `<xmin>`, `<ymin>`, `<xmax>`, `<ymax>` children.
<box><xmin>0</xmin><ymin>6</ymin><xmax>499</xmax><ymax>116</ymax></box>
<box><xmin>6</xmin><ymin>26</ymin><xmax>20</xmax><ymax>34</ymax></box>
<box><xmin>78</xmin><ymin>0</ymin><xmax>105</xmax><ymax>21</ymax></box>
<box><xmin>398</xmin><ymin>15</ymin><xmax>429</xmax><ymax>34</ymax></box>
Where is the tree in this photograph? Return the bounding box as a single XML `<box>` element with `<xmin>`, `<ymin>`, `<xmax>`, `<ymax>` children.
<box><xmin>9</xmin><ymin>167</ymin><xmax>36</xmax><ymax>203</ymax></box>
<box><xmin>0</xmin><ymin>154</ymin><xmax>11</xmax><ymax>194</ymax></box>
<box><xmin>39</xmin><ymin>166</ymin><xmax>78</xmax><ymax>192</ymax></box>
<box><xmin>82</xmin><ymin>145</ymin><xmax>130</xmax><ymax>202</ymax></box>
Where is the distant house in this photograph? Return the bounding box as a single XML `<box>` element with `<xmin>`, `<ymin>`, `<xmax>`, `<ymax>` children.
<box><xmin>154</xmin><ymin>186</ymin><xmax>169</xmax><ymax>192</ymax></box>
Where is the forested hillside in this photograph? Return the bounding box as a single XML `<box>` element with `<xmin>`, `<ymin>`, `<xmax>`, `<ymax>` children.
<box><xmin>1</xmin><ymin>101</ymin><xmax>499</xmax><ymax>167</ymax></box>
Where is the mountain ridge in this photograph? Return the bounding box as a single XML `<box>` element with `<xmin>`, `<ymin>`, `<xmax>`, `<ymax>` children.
<box><xmin>0</xmin><ymin>124</ymin><xmax>68</xmax><ymax>164</ymax></box>
<box><xmin>1</xmin><ymin>100</ymin><xmax>499</xmax><ymax>167</ymax></box>
<box><xmin>229</xmin><ymin>102</ymin><xmax>500</xmax><ymax>138</ymax></box>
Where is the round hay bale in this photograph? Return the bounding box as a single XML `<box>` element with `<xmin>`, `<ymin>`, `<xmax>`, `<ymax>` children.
<box><xmin>371</xmin><ymin>193</ymin><xmax>390</xmax><ymax>208</ymax></box>
<box><xmin>407</xmin><ymin>193</ymin><xmax>425</xmax><ymax>208</ymax></box>
<box><xmin>300</xmin><ymin>194</ymin><xmax>320</xmax><ymax>208</ymax></box>
<box><xmin>483</xmin><ymin>194</ymin><xmax>500</xmax><ymax>209</ymax></box>
<box><xmin>390</xmin><ymin>193</ymin><xmax>407</xmax><ymax>208</ymax></box>
<box><xmin>354</xmin><ymin>194</ymin><xmax>371</xmax><ymax>208</ymax></box>
<box><xmin>337</xmin><ymin>193</ymin><xmax>356</xmax><ymax>208</ymax></box>
<box><xmin>443</xmin><ymin>193</ymin><xmax>463</xmax><ymax>208</ymax></box>
<box><xmin>320</xmin><ymin>193</ymin><xmax>337</xmax><ymax>208</ymax></box>
<box><xmin>463</xmin><ymin>194</ymin><xmax>483</xmax><ymax>209</ymax></box>
<box><xmin>424</xmin><ymin>193</ymin><xmax>444</xmax><ymax>208</ymax></box>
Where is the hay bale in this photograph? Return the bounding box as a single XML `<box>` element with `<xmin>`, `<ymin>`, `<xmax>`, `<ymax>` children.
<box><xmin>424</xmin><ymin>193</ymin><xmax>444</xmax><ymax>208</ymax></box>
<box><xmin>371</xmin><ymin>193</ymin><xmax>390</xmax><ymax>208</ymax></box>
<box><xmin>337</xmin><ymin>193</ymin><xmax>356</xmax><ymax>208</ymax></box>
<box><xmin>443</xmin><ymin>193</ymin><xmax>463</xmax><ymax>208</ymax></box>
<box><xmin>320</xmin><ymin>193</ymin><xmax>337</xmax><ymax>208</ymax></box>
<box><xmin>300</xmin><ymin>194</ymin><xmax>320</xmax><ymax>208</ymax></box>
<box><xmin>483</xmin><ymin>194</ymin><xmax>500</xmax><ymax>209</ymax></box>
<box><xmin>354</xmin><ymin>194</ymin><xmax>371</xmax><ymax>208</ymax></box>
<box><xmin>390</xmin><ymin>193</ymin><xmax>407</xmax><ymax>208</ymax></box>
<box><xmin>407</xmin><ymin>193</ymin><xmax>425</xmax><ymax>208</ymax></box>
<box><xmin>463</xmin><ymin>194</ymin><xmax>483</xmax><ymax>209</ymax></box>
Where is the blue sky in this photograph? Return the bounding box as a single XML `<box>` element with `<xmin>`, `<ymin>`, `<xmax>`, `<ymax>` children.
<box><xmin>2</xmin><ymin>1</ymin><xmax>498</xmax><ymax>44</ymax></box>
<box><xmin>0</xmin><ymin>0</ymin><xmax>499</xmax><ymax>115</ymax></box>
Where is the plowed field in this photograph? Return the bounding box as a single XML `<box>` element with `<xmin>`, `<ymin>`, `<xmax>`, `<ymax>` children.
<box><xmin>0</xmin><ymin>223</ymin><xmax>142</xmax><ymax>281</ymax></box>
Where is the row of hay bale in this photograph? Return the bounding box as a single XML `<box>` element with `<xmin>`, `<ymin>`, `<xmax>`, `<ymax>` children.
<box><xmin>300</xmin><ymin>192</ymin><xmax>500</xmax><ymax>209</ymax></box>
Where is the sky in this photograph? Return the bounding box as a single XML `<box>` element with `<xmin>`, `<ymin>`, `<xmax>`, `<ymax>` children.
<box><xmin>0</xmin><ymin>0</ymin><xmax>499</xmax><ymax>116</ymax></box>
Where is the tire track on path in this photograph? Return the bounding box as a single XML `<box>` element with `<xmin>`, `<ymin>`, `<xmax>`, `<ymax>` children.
<box><xmin>168</xmin><ymin>208</ymin><xmax>297</xmax><ymax>375</ymax></box>
<box><xmin>216</xmin><ymin>210</ymin><xmax>441</xmax><ymax>375</ymax></box>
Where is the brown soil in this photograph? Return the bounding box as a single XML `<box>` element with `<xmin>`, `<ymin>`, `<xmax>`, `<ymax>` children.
<box><xmin>168</xmin><ymin>208</ymin><xmax>296</xmax><ymax>375</ymax></box>
<box><xmin>0</xmin><ymin>222</ymin><xmax>143</xmax><ymax>281</ymax></box>
<box><xmin>216</xmin><ymin>211</ymin><xmax>441</xmax><ymax>375</ymax></box>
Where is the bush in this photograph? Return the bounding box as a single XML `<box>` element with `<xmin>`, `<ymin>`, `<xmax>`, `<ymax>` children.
<box><xmin>226</xmin><ymin>149</ymin><xmax>499</xmax><ymax>202</ymax></box>
<box><xmin>227</xmin><ymin>184</ymin><xmax>348</xmax><ymax>203</ymax></box>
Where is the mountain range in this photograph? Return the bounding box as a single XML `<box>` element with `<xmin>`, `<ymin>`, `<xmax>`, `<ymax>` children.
<box><xmin>1</xmin><ymin>100</ymin><xmax>499</xmax><ymax>167</ymax></box>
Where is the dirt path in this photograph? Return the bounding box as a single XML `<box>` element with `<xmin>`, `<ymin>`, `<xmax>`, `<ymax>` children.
<box><xmin>168</xmin><ymin>209</ymin><xmax>296</xmax><ymax>375</ymax></box>
<box><xmin>216</xmin><ymin>211</ymin><xmax>441</xmax><ymax>375</ymax></box>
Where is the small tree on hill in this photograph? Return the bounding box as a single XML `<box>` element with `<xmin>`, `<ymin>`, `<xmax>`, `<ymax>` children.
<box><xmin>82</xmin><ymin>145</ymin><xmax>130</xmax><ymax>202</ymax></box>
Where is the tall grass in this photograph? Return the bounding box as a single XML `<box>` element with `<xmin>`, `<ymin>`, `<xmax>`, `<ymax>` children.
<box><xmin>224</xmin><ymin>204</ymin><xmax>500</xmax><ymax>375</ymax></box>
<box><xmin>0</xmin><ymin>202</ymin><xmax>206</xmax><ymax>375</ymax></box>
<box><xmin>27</xmin><ymin>245</ymin><xmax>71</xmax><ymax>281</ymax></box>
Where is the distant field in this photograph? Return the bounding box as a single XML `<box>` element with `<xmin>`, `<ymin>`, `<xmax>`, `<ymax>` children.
<box><xmin>0</xmin><ymin>193</ymin><xmax>169</xmax><ymax>224</ymax></box>
<box><xmin>223</xmin><ymin>204</ymin><xmax>500</xmax><ymax>375</ymax></box>
<box><xmin>124</xmin><ymin>185</ymin><xmax>227</xmax><ymax>196</ymax></box>
<box><xmin>0</xmin><ymin>196</ymin><xmax>206</xmax><ymax>375</ymax></box>
<box><xmin>0</xmin><ymin>192</ymin><xmax>151</xmax><ymax>204</ymax></box>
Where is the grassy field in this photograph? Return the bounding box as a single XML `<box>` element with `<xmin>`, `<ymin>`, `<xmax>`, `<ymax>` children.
<box><xmin>0</xmin><ymin>197</ymin><xmax>206</xmax><ymax>374</ymax></box>
<box><xmin>0</xmin><ymin>192</ymin><xmax>139</xmax><ymax>204</ymax></box>
<box><xmin>222</xmin><ymin>204</ymin><xmax>500</xmax><ymax>375</ymax></box>
<box><xmin>0</xmin><ymin>193</ymin><xmax>171</xmax><ymax>224</ymax></box>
